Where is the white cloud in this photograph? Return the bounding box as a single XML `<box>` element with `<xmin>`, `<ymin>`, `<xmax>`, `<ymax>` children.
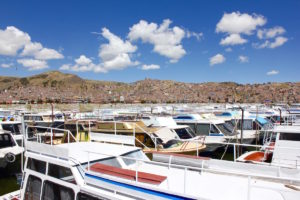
<box><xmin>269</xmin><ymin>36</ymin><xmax>288</xmax><ymax>48</ymax></box>
<box><xmin>257</xmin><ymin>26</ymin><xmax>285</xmax><ymax>39</ymax></box>
<box><xmin>186</xmin><ymin>30</ymin><xmax>203</xmax><ymax>41</ymax></box>
<box><xmin>225</xmin><ymin>47</ymin><xmax>232</xmax><ymax>52</ymax></box>
<box><xmin>216</xmin><ymin>12</ymin><xmax>266</xmax><ymax>35</ymax></box>
<box><xmin>17</xmin><ymin>59</ymin><xmax>48</xmax><ymax>70</ymax></box>
<box><xmin>34</xmin><ymin>48</ymin><xmax>63</xmax><ymax>60</ymax></box>
<box><xmin>253</xmin><ymin>36</ymin><xmax>288</xmax><ymax>49</ymax></box>
<box><xmin>238</xmin><ymin>55</ymin><xmax>249</xmax><ymax>63</ymax></box>
<box><xmin>59</xmin><ymin>64</ymin><xmax>70</xmax><ymax>70</ymax></box>
<box><xmin>210</xmin><ymin>54</ymin><xmax>226</xmax><ymax>66</ymax></box>
<box><xmin>266</xmin><ymin>70</ymin><xmax>279</xmax><ymax>75</ymax></box>
<box><xmin>1</xmin><ymin>63</ymin><xmax>13</xmax><ymax>68</ymax></box>
<box><xmin>75</xmin><ymin>55</ymin><xmax>92</xmax><ymax>65</ymax></box>
<box><xmin>99</xmin><ymin>27</ymin><xmax>138</xmax><ymax>70</ymax></box>
<box><xmin>128</xmin><ymin>19</ymin><xmax>186</xmax><ymax>63</ymax></box>
<box><xmin>0</xmin><ymin>26</ymin><xmax>31</xmax><ymax>56</ymax></box>
<box><xmin>21</xmin><ymin>42</ymin><xmax>63</xmax><ymax>60</ymax></box>
<box><xmin>0</xmin><ymin>26</ymin><xmax>63</xmax><ymax>62</ymax></box>
<box><xmin>220</xmin><ymin>34</ymin><xmax>247</xmax><ymax>46</ymax></box>
<box><xmin>141</xmin><ymin>64</ymin><xmax>160</xmax><ymax>70</ymax></box>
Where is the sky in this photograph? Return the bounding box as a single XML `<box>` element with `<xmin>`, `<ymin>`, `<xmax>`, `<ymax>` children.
<box><xmin>0</xmin><ymin>0</ymin><xmax>299</xmax><ymax>83</ymax></box>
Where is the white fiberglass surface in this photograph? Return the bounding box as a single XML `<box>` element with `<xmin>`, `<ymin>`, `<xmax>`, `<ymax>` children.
<box><xmin>126</xmin><ymin>162</ymin><xmax>298</xmax><ymax>200</ymax></box>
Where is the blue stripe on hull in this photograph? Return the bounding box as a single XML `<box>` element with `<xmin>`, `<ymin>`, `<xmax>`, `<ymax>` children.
<box><xmin>85</xmin><ymin>173</ymin><xmax>196</xmax><ymax>200</ymax></box>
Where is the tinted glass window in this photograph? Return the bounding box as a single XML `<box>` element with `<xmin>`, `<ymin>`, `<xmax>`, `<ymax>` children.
<box><xmin>77</xmin><ymin>193</ymin><xmax>103</xmax><ymax>200</ymax></box>
<box><xmin>99</xmin><ymin>157</ymin><xmax>121</xmax><ymax>168</ymax></box>
<box><xmin>279</xmin><ymin>133</ymin><xmax>300</xmax><ymax>141</ymax></box>
<box><xmin>122</xmin><ymin>150</ymin><xmax>145</xmax><ymax>166</ymax></box>
<box><xmin>2</xmin><ymin>124</ymin><xmax>21</xmax><ymax>135</ymax></box>
<box><xmin>42</xmin><ymin>180</ymin><xmax>74</xmax><ymax>200</ymax></box>
<box><xmin>48</xmin><ymin>163</ymin><xmax>76</xmax><ymax>184</ymax></box>
<box><xmin>27</xmin><ymin>158</ymin><xmax>46</xmax><ymax>174</ymax></box>
<box><xmin>0</xmin><ymin>133</ymin><xmax>15</xmax><ymax>148</ymax></box>
<box><xmin>196</xmin><ymin>124</ymin><xmax>210</xmax><ymax>135</ymax></box>
<box><xmin>25</xmin><ymin>175</ymin><xmax>42</xmax><ymax>200</ymax></box>
<box><xmin>210</xmin><ymin>125</ymin><xmax>220</xmax><ymax>134</ymax></box>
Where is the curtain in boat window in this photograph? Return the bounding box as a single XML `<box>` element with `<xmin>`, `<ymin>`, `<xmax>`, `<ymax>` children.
<box><xmin>42</xmin><ymin>180</ymin><xmax>74</xmax><ymax>200</ymax></box>
<box><xmin>24</xmin><ymin>175</ymin><xmax>42</xmax><ymax>200</ymax></box>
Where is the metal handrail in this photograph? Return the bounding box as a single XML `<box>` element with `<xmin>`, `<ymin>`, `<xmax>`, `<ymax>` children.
<box><xmin>84</xmin><ymin>150</ymin><xmax>300</xmax><ymax>198</ymax></box>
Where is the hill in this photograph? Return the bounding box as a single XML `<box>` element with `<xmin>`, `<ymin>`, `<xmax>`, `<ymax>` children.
<box><xmin>0</xmin><ymin>71</ymin><xmax>299</xmax><ymax>103</ymax></box>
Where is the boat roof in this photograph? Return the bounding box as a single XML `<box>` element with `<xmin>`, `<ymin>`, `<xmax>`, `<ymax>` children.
<box><xmin>28</xmin><ymin>142</ymin><xmax>140</xmax><ymax>165</ymax></box>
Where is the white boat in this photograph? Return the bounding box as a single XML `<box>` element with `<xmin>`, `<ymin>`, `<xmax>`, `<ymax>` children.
<box><xmin>174</xmin><ymin>114</ymin><xmax>227</xmax><ymax>151</ymax></box>
<box><xmin>0</xmin><ymin>130</ymin><xmax>23</xmax><ymax>168</ymax></box>
<box><xmin>3</xmin><ymin>125</ymin><xmax>299</xmax><ymax>200</ymax></box>
<box><xmin>237</xmin><ymin>125</ymin><xmax>300</xmax><ymax>168</ymax></box>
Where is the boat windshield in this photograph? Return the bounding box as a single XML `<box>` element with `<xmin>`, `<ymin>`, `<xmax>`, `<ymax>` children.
<box><xmin>1</xmin><ymin>124</ymin><xmax>22</xmax><ymax>135</ymax></box>
<box><xmin>122</xmin><ymin>150</ymin><xmax>148</xmax><ymax>166</ymax></box>
<box><xmin>216</xmin><ymin>123</ymin><xmax>235</xmax><ymax>136</ymax></box>
<box><xmin>174</xmin><ymin>127</ymin><xmax>196</xmax><ymax>139</ymax></box>
<box><xmin>0</xmin><ymin>133</ymin><xmax>15</xmax><ymax>149</ymax></box>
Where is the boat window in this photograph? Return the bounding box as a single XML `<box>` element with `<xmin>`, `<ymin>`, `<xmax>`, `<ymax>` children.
<box><xmin>174</xmin><ymin>116</ymin><xmax>193</xmax><ymax>120</ymax></box>
<box><xmin>48</xmin><ymin>163</ymin><xmax>76</xmax><ymax>184</ymax></box>
<box><xmin>42</xmin><ymin>180</ymin><xmax>74</xmax><ymax>200</ymax></box>
<box><xmin>77</xmin><ymin>192</ymin><xmax>103</xmax><ymax>200</ymax></box>
<box><xmin>174</xmin><ymin>127</ymin><xmax>195</xmax><ymax>139</ymax></box>
<box><xmin>27</xmin><ymin>157</ymin><xmax>46</xmax><ymax>174</ymax></box>
<box><xmin>234</xmin><ymin>119</ymin><xmax>253</xmax><ymax>130</ymax></box>
<box><xmin>2</xmin><ymin>124</ymin><xmax>22</xmax><ymax>135</ymax></box>
<box><xmin>98</xmin><ymin>157</ymin><xmax>121</xmax><ymax>168</ymax></box>
<box><xmin>279</xmin><ymin>133</ymin><xmax>300</xmax><ymax>141</ymax></box>
<box><xmin>216</xmin><ymin>123</ymin><xmax>234</xmax><ymax>135</ymax></box>
<box><xmin>24</xmin><ymin>175</ymin><xmax>42</xmax><ymax>200</ymax></box>
<box><xmin>122</xmin><ymin>150</ymin><xmax>146</xmax><ymax>166</ymax></box>
<box><xmin>210</xmin><ymin>125</ymin><xmax>219</xmax><ymax>134</ymax></box>
<box><xmin>195</xmin><ymin>124</ymin><xmax>210</xmax><ymax>135</ymax></box>
<box><xmin>0</xmin><ymin>133</ymin><xmax>15</xmax><ymax>149</ymax></box>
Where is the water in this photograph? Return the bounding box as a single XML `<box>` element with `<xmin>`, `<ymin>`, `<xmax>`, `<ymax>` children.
<box><xmin>0</xmin><ymin>155</ymin><xmax>21</xmax><ymax>196</ymax></box>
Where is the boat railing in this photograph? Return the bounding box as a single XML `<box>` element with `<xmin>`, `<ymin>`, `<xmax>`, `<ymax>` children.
<box><xmin>77</xmin><ymin>119</ymin><xmax>168</xmax><ymax>149</ymax></box>
<box><xmin>25</xmin><ymin>125</ymin><xmax>78</xmax><ymax>145</ymax></box>
<box><xmin>84</xmin><ymin>150</ymin><xmax>300</xmax><ymax>199</ymax></box>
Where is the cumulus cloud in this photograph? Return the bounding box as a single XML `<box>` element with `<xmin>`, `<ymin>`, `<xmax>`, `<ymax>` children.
<box><xmin>99</xmin><ymin>27</ymin><xmax>138</xmax><ymax>70</ymax></box>
<box><xmin>220</xmin><ymin>34</ymin><xmax>247</xmax><ymax>46</ymax></box>
<box><xmin>1</xmin><ymin>63</ymin><xmax>13</xmax><ymax>68</ymax></box>
<box><xmin>216</xmin><ymin>12</ymin><xmax>266</xmax><ymax>46</ymax></box>
<box><xmin>128</xmin><ymin>19</ymin><xmax>186</xmax><ymax>63</ymax></box>
<box><xmin>0</xmin><ymin>26</ymin><xmax>31</xmax><ymax>56</ymax></box>
<box><xmin>0</xmin><ymin>26</ymin><xmax>63</xmax><ymax>61</ymax></box>
<box><xmin>61</xmin><ymin>28</ymin><xmax>139</xmax><ymax>73</ymax></box>
<box><xmin>238</xmin><ymin>55</ymin><xmax>249</xmax><ymax>63</ymax></box>
<box><xmin>141</xmin><ymin>64</ymin><xmax>160</xmax><ymax>70</ymax></box>
<box><xmin>266</xmin><ymin>70</ymin><xmax>279</xmax><ymax>75</ymax></box>
<box><xmin>60</xmin><ymin>55</ymin><xmax>96</xmax><ymax>72</ymax></box>
<box><xmin>17</xmin><ymin>59</ymin><xmax>48</xmax><ymax>70</ymax></box>
<box><xmin>210</xmin><ymin>54</ymin><xmax>226</xmax><ymax>66</ymax></box>
<box><xmin>216</xmin><ymin>12</ymin><xmax>266</xmax><ymax>35</ymax></box>
<box><xmin>253</xmin><ymin>36</ymin><xmax>288</xmax><ymax>49</ymax></box>
<box><xmin>75</xmin><ymin>55</ymin><xmax>92</xmax><ymax>65</ymax></box>
<box><xmin>257</xmin><ymin>26</ymin><xmax>285</xmax><ymax>39</ymax></box>
<box><xmin>21</xmin><ymin>42</ymin><xmax>63</xmax><ymax>60</ymax></box>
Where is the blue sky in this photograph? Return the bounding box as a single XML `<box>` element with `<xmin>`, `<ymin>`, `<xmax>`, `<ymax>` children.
<box><xmin>0</xmin><ymin>0</ymin><xmax>299</xmax><ymax>83</ymax></box>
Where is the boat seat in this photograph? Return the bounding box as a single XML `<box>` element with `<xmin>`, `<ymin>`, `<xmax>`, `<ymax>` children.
<box><xmin>88</xmin><ymin>163</ymin><xmax>167</xmax><ymax>185</ymax></box>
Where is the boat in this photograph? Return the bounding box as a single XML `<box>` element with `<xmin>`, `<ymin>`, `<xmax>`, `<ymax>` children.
<box><xmin>173</xmin><ymin>114</ymin><xmax>227</xmax><ymax>152</ymax></box>
<box><xmin>87</xmin><ymin>119</ymin><xmax>206</xmax><ymax>155</ymax></box>
<box><xmin>2</xmin><ymin>125</ymin><xmax>300</xmax><ymax>200</ymax></box>
<box><xmin>237</xmin><ymin>125</ymin><xmax>300</xmax><ymax>168</ymax></box>
<box><xmin>0</xmin><ymin>130</ymin><xmax>23</xmax><ymax>168</ymax></box>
